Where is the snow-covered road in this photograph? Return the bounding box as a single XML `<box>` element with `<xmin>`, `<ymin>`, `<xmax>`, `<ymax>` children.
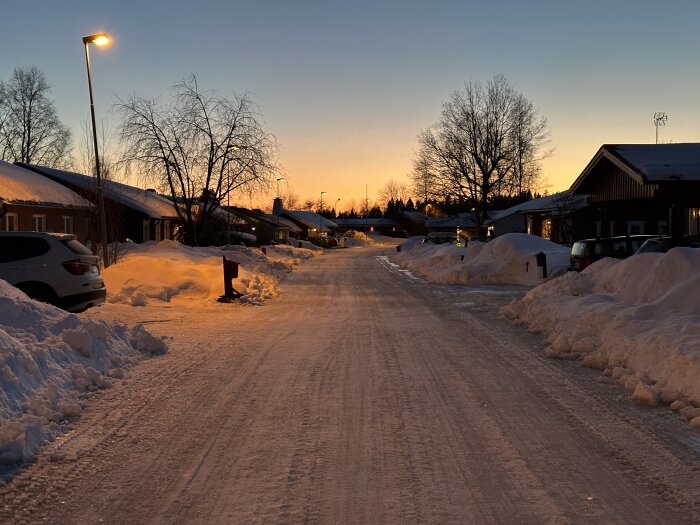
<box><xmin>2</xmin><ymin>245</ymin><xmax>700</xmax><ymax>524</ymax></box>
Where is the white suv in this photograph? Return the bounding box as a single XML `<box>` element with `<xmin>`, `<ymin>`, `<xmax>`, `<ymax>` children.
<box><xmin>0</xmin><ymin>232</ymin><xmax>106</xmax><ymax>312</ymax></box>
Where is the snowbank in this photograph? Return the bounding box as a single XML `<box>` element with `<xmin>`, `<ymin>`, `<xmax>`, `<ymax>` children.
<box><xmin>0</xmin><ymin>281</ymin><xmax>167</xmax><ymax>464</ymax></box>
<box><xmin>394</xmin><ymin>233</ymin><xmax>570</xmax><ymax>285</ymax></box>
<box><xmin>502</xmin><ymin>248</ymin><xmax>700</xmax><ymax>429</ymax></box>
<box><xmin>341</xmin><ymin>230</ymin><xmax>374</xmax><ymax>247</ymax></box>
<box><xmin>106</xmin><ymin>241</ymin><xmax>317</xmax><ymax>307</ymax></box>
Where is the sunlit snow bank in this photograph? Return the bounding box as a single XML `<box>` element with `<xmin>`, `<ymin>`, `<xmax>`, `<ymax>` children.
<box><xmin>341</xmin><ymin>230</ymin><xmax>374</xmax><ymax>247</ymax></box>
<box><xmin>502</xmin><ymin>248</ymin><xmax>700</xmax><ymax>430</ymax></box>
<box><xmin>393</xmin><ymin>233</ymin><xmax>570</xmax><ymax>285</ymax></box>
<box><xmin>106</xmin><ymin>241</ymin><xmax>318</xmax><ymax>307</ymax></box>
<box><xmin>0</xmin><ymin>281</ymin><xmax>167</xmax><ymax>464</ymax></box>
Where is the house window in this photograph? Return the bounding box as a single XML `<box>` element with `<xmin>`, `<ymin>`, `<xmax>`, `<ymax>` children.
<box><xmin>4</xmin><ymin>213</ymin><xmax>18</xmax><ymax>231</ymax></box>
<box><xmin>62</xmin><ymin>216</ymin><xmax>73</xmax><ymax>234</ymax></box>
<box><xmin>32</xmin><ymin>214</ymin><xmax>46</xmax><ymax>232</ymax></box>
<box><xmin>595</xmin><ymin>221</ymin><xmax>602</xmax><ymax>238</ymax></box>
<box><xmin>627</xmin><ymin>221</ymin><xmax>645</xmax><ymax>235</ymax></box>
<box><xmin>609</xmin><ymin>221</ymin><xmax>615</xmax><ymax>236</ymax></box>
<box><xmin>541</xmin><ymin>218</ymin><xmax>552</xmax><ymax>240</ymax></box>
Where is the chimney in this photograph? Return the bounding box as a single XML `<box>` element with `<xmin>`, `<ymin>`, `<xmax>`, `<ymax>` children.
<box><xmin>272</xmin><ymin>197</ymin><xmax>283</xmax><ymax>215</ymax></box>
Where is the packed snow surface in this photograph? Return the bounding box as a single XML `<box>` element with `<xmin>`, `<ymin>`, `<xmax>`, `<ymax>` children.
<box><xmin>393</xmin><ymin>233</ymin><xmax>570</xmax><ymax>285</ymax></box>
<box><xmin>502</xmin><ymin>247</ymin><xmax>700</xmax><ymax>429</ymax></box>
<box><xmin>0</xmin><ymin>281</ymin><xmax>167</xmax><ymax>465</ymax></box>
<box><xmin>0</xmin><ymin>241</ymin><xmax>318</xmax><ymax>465</ymax></box>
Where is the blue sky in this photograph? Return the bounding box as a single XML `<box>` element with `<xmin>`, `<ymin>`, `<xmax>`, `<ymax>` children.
<box><xmin>2</xmin><ymin>0</ymin><xmax>700</xmax><ymax>210</ymax></box>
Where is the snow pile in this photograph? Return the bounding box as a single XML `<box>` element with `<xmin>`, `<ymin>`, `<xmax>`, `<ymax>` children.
<box><xmin>341</xmin><ymin>230</ymin><xmax>374</xmax><ymax>247</ymax></box>
<box><xmin>393</xmin><ymin>233</ymin><xmax>570</xmax><ymax>285</ymax></box>
<box><xmin>0</xmin><ymin>280</ymin><xmax>167</xmax><ymax>464</ymax></box>
<box><xmin>502</xmin><ymin>248</ymin><xmax>700</xmax><ymax>429</ymax></box>
<box><xmin>106</xmin><ymin>241</ymin><xmax>316</xmax><ymax>307</ymax></box>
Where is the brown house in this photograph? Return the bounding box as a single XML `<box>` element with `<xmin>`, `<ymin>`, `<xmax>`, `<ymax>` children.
<box><xmin>570</xmin><ymin>144</ymin><xmax>700</xmax><ymax>241</ymax></box>
<box><xmin>20</xmin><ymin>163</ymin><xmax>180</xmax><ymax>243</ymax></box>
<box><xmin>0</xmin><ymin>160</ymin><xmax>91</xmax><ymax>240</ymax></box>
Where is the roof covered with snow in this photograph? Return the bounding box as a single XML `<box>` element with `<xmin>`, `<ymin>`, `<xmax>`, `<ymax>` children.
<box><xmin>0</xmin><ymin>160</ymin><xmax>90</xmax><ymax>208</ymax></box>
<box><xmin>426</xmin><ymin>213</ymin><xmax>477</xmax><ymax>229</ymax></box>
<box><xmin>281</xmin><ymin>210</ymin><xmax>337</xmax><ymax>232</ymax></box>
<box><xmin>20</xmin><ymin>164</ymin><xmax>179</xmax><ymax>219</ymax></box>
<box><xmin>572</xmin><ymin>143</ymin><xmax>700</xmax><ymax>192</ymax></box>
<box><xmin>488</xmin><ymin>191</ymin><xmax>587</xmax><ymax>224</ymax></box>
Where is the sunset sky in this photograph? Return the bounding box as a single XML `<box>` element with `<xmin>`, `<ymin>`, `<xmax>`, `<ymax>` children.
<box><xmin>3</xmin><ymin>0</ymin><xmax>700</xmax><ymax>211</ymax></box>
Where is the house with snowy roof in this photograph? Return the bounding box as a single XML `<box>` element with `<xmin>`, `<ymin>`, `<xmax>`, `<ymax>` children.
<box><xmin>570</xmin><ymin>143</ymin><xmax>700</xmax><ymax>241</ymax></box>
<box><xmin>0</xmin><ymin>160</ymin><xmax>91</xmax><ymax>240</ymax></box>
<box><xmin>278</xmin><ymin>209</ymin><xmax>337</xmax><ymax>240</ymax></box>
<box><xmin>487</xmin><ymin>191</ymin><xmax>589</xmax><ymax>245</ymax></box>
<box><xmin>19</xmin><ymin>164</ymin><xmax>180</xmax><ymax>243</ymax></box>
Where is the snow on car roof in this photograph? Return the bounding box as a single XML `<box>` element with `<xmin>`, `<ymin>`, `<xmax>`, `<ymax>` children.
<box><xmin>0</xmin><ymin>160</ymin><xmax>90</xmax><ymax>208</ymax></box>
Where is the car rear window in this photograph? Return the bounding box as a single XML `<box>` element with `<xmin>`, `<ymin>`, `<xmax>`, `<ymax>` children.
<box><xmin>0</xmin><ymin>237</ymin><xmax>51</xmax><ymax>263</ymax></box>
<box><xmin>571</xmin><ymin>241</ymin><xmax>587</xmax><ymax>258</ymax></box>
<box><xmin>61</xmin><ymin>239</ymin><xmax>95</xmax><ymax>256</ymax></box>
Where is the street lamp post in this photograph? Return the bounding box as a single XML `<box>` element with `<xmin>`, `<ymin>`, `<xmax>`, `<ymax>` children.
<box><xmin>320</xmin><ymin>191</ymin><xmax>327</xmax><ymax>239</ymax></box>
<box><xmin>83</xmin><ymin>33</ymin><xmax>111</xmax><ymax>267</ymax></box>
<box><xmin>277</xmin><ymin>177</ymin><xmax>285</xmax><ymax>198</ymax></box>
<box><xmin>334</xmin><ymin>198</ymin><xmax>341</xmax><ymax>216</ymax></box>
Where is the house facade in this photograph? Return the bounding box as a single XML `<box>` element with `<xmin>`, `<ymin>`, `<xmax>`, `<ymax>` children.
<box><xmin>20</xmin><ymin>164</ymin><xmax>180</xmax><ymax>243</ymax></box>
<box><xmin>0</xmin><ymin>161</ymin><xmax>91</xmax><ymax>240</ymax></box>
<box><xmin>570</xmin><ymin>144</ymin><xmax>700</xmax><ymax>241</ymax></box>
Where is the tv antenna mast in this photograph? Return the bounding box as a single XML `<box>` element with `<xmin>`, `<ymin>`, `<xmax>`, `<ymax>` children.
<box><xmin>653</xmin><ymin>112</ymin><xmax>667</xmax><ymax>144</ymax></box>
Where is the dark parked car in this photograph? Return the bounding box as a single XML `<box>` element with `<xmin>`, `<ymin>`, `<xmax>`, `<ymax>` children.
<box><xmin>634</xmin><ymin>236</ymin><xmax>700</xmax><ymax>254</ymax></box>
<box><xmin>569</xmin><ymin>235</ymin><xmax>656</xmax><ymax>271</ymax></box>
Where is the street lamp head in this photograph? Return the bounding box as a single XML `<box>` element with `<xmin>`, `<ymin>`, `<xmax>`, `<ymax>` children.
<box><xmin>277</xmin><ymin>177</ymin><xmax>285</xmax><ymax>182</ymax></box>
<box><xmin>321</xmin><ymin>191</ymin><xmax>327</xmax><ymax>196</ymax></box>
<box><xmin>83</xmin><ymin>33</ymin><xmax>110</xmax><ymax>46</ymax></box>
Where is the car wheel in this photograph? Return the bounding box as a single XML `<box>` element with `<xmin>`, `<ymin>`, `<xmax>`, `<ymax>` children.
<box><xmin>15</xmin><ymin>282</ymin><xmax>59</xmax><ymax>306</ymax></box>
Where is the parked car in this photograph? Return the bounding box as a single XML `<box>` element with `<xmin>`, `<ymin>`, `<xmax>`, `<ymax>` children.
<box><xmin>569</xmin><ymin>235</ymin><xmax>656</xmax><ymax>271</ymax></box>
<box><xmin>426</xmin><ymin>231</ymin><xmax>458</xmax><ymax>244</ymax></box>
<box><xmin>0</xmin><ymin>232</ymin><xmax>106</xmax><ymax>312</ymax></box>
<box><xmin>634</xmin><ymin>235</ymin><xmax>700</xmax><ymax>254</ymax></box>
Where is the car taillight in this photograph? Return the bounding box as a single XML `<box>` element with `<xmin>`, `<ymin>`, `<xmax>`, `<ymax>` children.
<box><xmin>62</xmin><ymin>260</ymin><xmax>91</xmax><ymax>275</ymax></box>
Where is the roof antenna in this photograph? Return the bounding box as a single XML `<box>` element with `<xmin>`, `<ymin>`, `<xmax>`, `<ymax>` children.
<box><xmin>653</xmin><ymin>112</ymin><xmax>667</xmax><ymax>144</ymax></box>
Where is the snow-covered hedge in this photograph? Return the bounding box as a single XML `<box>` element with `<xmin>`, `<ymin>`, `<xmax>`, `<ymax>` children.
<box><xmin>394</xmin><ymin>233</ymin><xmax>570</xmax><ymax>285</ymax></box>
<box><xmin>105</xmin><ymin>241</ymin><xmax>317</xmax><ymax>307</ymax></box>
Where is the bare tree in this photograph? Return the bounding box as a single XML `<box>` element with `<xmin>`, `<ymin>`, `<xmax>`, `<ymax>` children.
<box><xmin>411</xmin><ymin>75</ymin><xmax>549</xmax><ymax>233</ymax></box>
<box><xmin>378</xmin><ymin>178</ymin><xmax>411</xmax><ymax>208</ymax></box>
<box><xmin>0</xmin><ymin>66</ymin><xmax>72</xmax><ymax>166</ymax></box>
<box><xmin>117</xmin><ymin>76</ymin><xmax>279</xmax><ymax>245</ymax></box>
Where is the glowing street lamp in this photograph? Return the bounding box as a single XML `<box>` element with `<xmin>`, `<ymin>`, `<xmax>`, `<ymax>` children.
<box><xmin>320</xmin><ymin>191</ymin><xmax>327</xmax><ymax>239</ymax></box>
<box><xmin>83</xmin><ymin>32</ymin><xmax>111</xmax><ymax>267</ymax></box>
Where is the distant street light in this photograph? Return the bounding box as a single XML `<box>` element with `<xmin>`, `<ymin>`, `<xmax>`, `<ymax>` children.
<box><xmin>83</xmin><ymin>33</ymin><xmax>111</xmax><ymax>266</ymax></box>
<box><xmin>334</xmin><ymin>198</ymin><xmax>341</xmax><ymax>216</ymax></box>
<box><xmin>320</xmin><ymin>191</ymin><xmax>327</xmax><ymax>239</ymax></box>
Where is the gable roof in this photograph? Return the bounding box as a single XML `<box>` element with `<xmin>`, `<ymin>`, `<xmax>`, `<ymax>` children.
<box><xmin>571</xmin><ymin>143</ymin><xmax>700</xmax><ymax>193</ymax></box>
<box><xmin>20</xmin><ymin>164</ymin><xmax>179</xmax><ymax>219</ymax></box>
<box><xmin>487</xmin><ymin>191</ymin><xmax>587</xmax><ymax>224</ymax></box>
<box><xmin>280</xmin><ymin>210</ymin><xmax>337</xmax><ymax>232</ymax></box>
<box><xmin>0</xmin><ymin>160</ymin><xmax>90</xmax><ymax>208</ymax></box>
